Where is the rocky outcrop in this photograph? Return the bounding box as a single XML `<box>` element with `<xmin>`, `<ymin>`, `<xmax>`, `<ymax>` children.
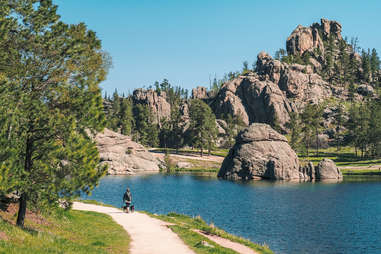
<box><xmin>218</xmin><ymin>123</ymin><xmax>301</xmax><ymax>180</ymax></box>
<box><xmin>132</xmin><ymin>89</ymin><xmax>171</xmax><ymax>124</ymax></box>
<box><xmin>210</xmin><ymin>52</ymin><xmax>332</xmax><ymax>131</ymax></box>
<box><xmin>218</xmin><ymin>124</ymin><xmax>342</xmax><ymax>181</ymax></box>
<box><xmin>192</xmin><ymin>86</ymin><xmax>208</xmax><ymax>99</ymax></box>
<box><xmin>95</xmin><ymin>128</ymin><xmax>160</xmax><ymax>175</ymax></box>
<box><xmin>315</xmin><ymin>159</ymin><xmax>343</xmax><ymax>179</ymax></box>
<box><xmin>286</xmin><ymin>18</ymin><xmax>342</xmax><ymax>57</ymax></box>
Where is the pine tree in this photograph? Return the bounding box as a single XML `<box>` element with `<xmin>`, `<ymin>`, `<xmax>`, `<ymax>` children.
<box><xmin>0</xmin><ymin>0</ymin><xmax>109</xmax><ymax>227</ymax></box>
<box><xmin>242</xmin><ymin>61</ymin><xmax>249</xmax><ymax>74</ymax></box>
<box><xmin>189</xmin><ymin>100</ymin><xmax>217</xmax><ymax>156</ymax></box>
<box><xmin>300</xmin><ymin>104</ymin><xmax>323</xmax><ymax>158</ymax></box>
<box><xmin>286</xmin><ymin>112</ymin><xmax>301</xmax><ymax>151</ymax></box>
<box><xmin>119</xmin><ymin>98</ymin><xmax>134</xmax><ymax>135</ymax></box>
<box><xmin>361</xmin><ymin>49</ymin><xmax>371</xmax><ymax>82</ymax></box>
<box><xmin>333</xmin><ymin>104</ymin><xmax>345</xmax><ymax>151</ymax></box>
<box><xmin>370</xmin><ymin>48</ymin><xmax>380</xmax><ymax>83</ymax></box>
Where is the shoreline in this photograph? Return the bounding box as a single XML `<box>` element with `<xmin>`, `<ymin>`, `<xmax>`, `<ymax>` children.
<box><xmin>74</xmin><ymin>201</ymin><xmax>273</xmax><ymax>254</ymax></box>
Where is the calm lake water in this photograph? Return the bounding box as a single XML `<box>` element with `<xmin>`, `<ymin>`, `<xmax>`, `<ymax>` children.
<box><xmin>83</xmin><ymin>174</ymin><xmax>381</xmax><ymax>254</ymax></box>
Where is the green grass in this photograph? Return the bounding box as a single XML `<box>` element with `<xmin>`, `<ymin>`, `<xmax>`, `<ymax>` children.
<box><xmin>169</xmin><ymin>225</ymin><xmax>238</xmax><ymax>254</ymax></box>
<box><xmin>298</xmin><ymin>146</ymin><xmax>381</xmax><ymax>168</ymax></box>
<box><xmin>75</xmin><ymin>199</ymin><xmax>115</xmax><ymax>208</ymax></box>
<box><xmin>0</xmin><ymin>206</ymin><xmax>130</xmax><ymax>254</ymax></box>
<box><xmin>341</xmin><ymin>169</ymin><xmax>381</xmax><ymax>175</ymax></box>
<box><xmin>153</xmin><ymin>148</ymin><xmax>229</xmax><ymax>157</ymax></box>
<box><xmin>144</xmin><ymin>212</ymin><xmax>273</xmax><ymax>254</ymax></box>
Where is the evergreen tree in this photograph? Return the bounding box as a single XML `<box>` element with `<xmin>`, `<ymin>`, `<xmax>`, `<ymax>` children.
<box><xmin>300</xmin><ymin>104</ymin><xmax>323</xmax><ymax>157</ymax></box>
<box><xmin>188</xmin><ymin>100</ymin><xmax>217</xmax><ymax>156</ymax></box>
<box><xmin>286</xmin><ymin>112</ymin><xmax>301</xmax><ymax>151</ymax></box>
<box><xmin>338</xmin><ymin>40</ymin><xmax>350</xmax><ymax>84</ymax></box>
<box><xmin>370</xmin><ymin>48</ymin><xmax>380</xmax><ymax>83</ymax></box>
<box><xmin>242</xmin><ymin>61</ymin><xmax>249</xmax><ymax>74</ymax></box>
<box><xmin>119</xmin><ymin>98</ymin><xmax>134</xmax><ymax>135</ymax></box>
<box><xmin>333</xmin><ymin>104</ymin><xmax>345</xmax><ymax>151</ymax></box>
<box><xmin>0</xmin><ymin>0</ymin><xmax>108</xmax><ymax>227</ymax></box>
<box><xmin>132</xmin><ymin>104</ymin><xmax>158</xmax><ymax>147</ymax></box>
<box><xmin>361</xmin><ymin>49</ymin><xmax>371</xmax><ymax>82</ymax></box>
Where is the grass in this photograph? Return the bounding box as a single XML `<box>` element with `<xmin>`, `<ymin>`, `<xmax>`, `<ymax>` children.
<box><xmin>0</xmin><ymin>203</ymin><xmax>130</xmax><ymax>254</ymax></box>
<box><xmin>75</xmin><ymin>199</ymin><xmax>116</xmax><ymax>208</ymax></box>
<box><xmin>299</xmin><ymin>146</ymin><xmax>381</xmax><ymax>168</ymax></box>
<box><xmin>153</xmin><ymin>148</ymin><xmax>229</xmax><ymax>157</ymax></box>
<box><xmin>144</xmin><ymin>212</ymin><xmax>273</xmax><ymax>254</ymax></box>
<box><xmin>169</xmin><ymin>225</ymin><xmax>237</xmax><ymax>254</ymax></box>
<box><xmin>340</xmin><ymin>169</ymin><xmax>381</xmax><ymax>175</ymax></box>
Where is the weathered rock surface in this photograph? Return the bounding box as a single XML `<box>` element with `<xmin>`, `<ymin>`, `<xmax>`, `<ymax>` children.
<box><xmin>218</xmin><ymin>123</ymin><xmax>301</xmax><ymax>180</ymax></box>
<box><xmin>95</xmin><ymin>128</ymin><xmax>160</xmax><ymax>175</ymax></box>
<box><xmin>315</xmin><ymin>158</ymin><xmax>343</xmax><ymax>179</ymax></box>
<box><xmin>192</xmin><ymin>86</ymin><xmax>209</xmax><ymax>99</ymax></box>
<box><xmin>132</xmin><ymin>89</ymin><xmax>171</xmax><ymax>124</ymax></box>
<box><xmin>210</xmin><ymin>52</ymin><xmax>331</xmax><ymax>131</ymax></box>
<box><xmin>218</xmin><ymin>124</ymin><xmax>342</xmax><ymax>181</ymax></box>
<box><xmin>286</xmin><ymin>18</ymin><xmax>342</xmax><ymax>57</ymax></box>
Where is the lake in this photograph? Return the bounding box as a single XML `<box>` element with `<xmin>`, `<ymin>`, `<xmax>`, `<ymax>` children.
<box><xmin>83</xmin><ymin>174</ymin><xmax>381</xmax><ymax>254</ymax></box>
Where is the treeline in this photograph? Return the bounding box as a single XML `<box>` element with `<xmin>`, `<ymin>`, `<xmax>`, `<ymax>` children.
<box><xmin>104</xmin><ymin>80</ymin><xmax>220</xmax><ymax>155</ymax></box>
<box><xmin>288</xmin><ymin>97</ymin><xmax>381</xmax><ymax>159</ymax></box>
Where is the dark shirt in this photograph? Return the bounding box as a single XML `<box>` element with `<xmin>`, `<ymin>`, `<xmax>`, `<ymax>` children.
<box><xmin>123</xmin><ymin>191</ymin><xmax>132</xmax><ymax>203</ymax></box>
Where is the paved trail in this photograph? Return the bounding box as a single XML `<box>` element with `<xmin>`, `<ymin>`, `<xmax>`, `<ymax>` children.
<box><xmin>72</xmin><ymin>202</ymin><xmax>195</xmax><ymax>254</ymax></box>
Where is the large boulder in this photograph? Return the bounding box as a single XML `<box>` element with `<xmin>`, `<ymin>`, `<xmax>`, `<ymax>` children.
<box><xmin>95</xmin><ymin>128</ymin><xmax>160</xmax><ymax>175</ymax></box>
<box><xmin>218</xmin><ymin>123</ymin><xmax>300</xmax><ymax>180</ymax></box>
<box><xmin>315</xmin><ymin>159</ymin><xmax>343</xmax><ymax>179</ymax></box>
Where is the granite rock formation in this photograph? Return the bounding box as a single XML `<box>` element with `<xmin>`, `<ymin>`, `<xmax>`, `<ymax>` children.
<box><xmin>218</xmin><ymin>124</ymin><xmax>342</xmax><ymax>181</ymax></box>
<box><xmin>95</xmin><ymin>128</ymin><xmax>160</xmax><ymax>175</ymax></box>
<box><xmin>286</xmin><ymin>18</ymin><xmax>343</xmax><ymax>57</ymax></box>
<box><xmin>218</xmin><ymin>123</ymin><xmax>301</xmax><ymax>180</ymax></box>
<box><xmin>210</xmin><ymin>52</ymin><xmax>332</xmax><ymax>131</ymax></box>
<box><xmin>132</xmin><ymin>89</ymin><xmax>171</xmax><ymax>124</ymax></box>
<box><xmin>315</xmin><ymin>158</ymin><xmax>343</xmax><ymax>179</ymax></box>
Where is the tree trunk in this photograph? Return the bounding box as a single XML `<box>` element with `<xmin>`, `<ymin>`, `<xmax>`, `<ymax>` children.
<box><xmin>17</xmin><ymin>137</ymin><xmax>32</xmax><ymax>227</ymax></box>
<box><xmin>16</xmin><ymin>193</ymin><xmax>27</xmax><ymax>227</ymax></box>
<box><xmin>316</xmin><ymin>129</ymin><xmax>319</xmax><ymax>157</ymax></box>
<box><xmin>200</xmin><ymin>146</ymin><xmax>203</xmax><ymax>157</ymax></box>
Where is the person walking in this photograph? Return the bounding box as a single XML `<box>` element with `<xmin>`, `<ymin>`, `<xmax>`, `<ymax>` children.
<box><xmin>122</xmin><ymin>188</ymin><xmax>132</xmax><ymax>213</ymax></box>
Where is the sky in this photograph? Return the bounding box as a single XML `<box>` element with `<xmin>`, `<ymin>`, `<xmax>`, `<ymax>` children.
<box><xmin>54</xmin><ymin>0</ymin><xmax>381</xmax><ymax>95</ymax></box>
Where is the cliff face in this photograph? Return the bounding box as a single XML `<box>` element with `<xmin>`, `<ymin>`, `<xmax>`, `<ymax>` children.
<box><xmin>132</xmin><ymin>89</ymin><xmax>171</xmax><ymax>124</ymax></box>
<box><xmin>286</xmin><ymin>19</ymin><xmax>343</xmax><ymax>57</ymax></box>
<box><xmin>210</xmin><ymin>52</ymin><xmax>333</xmax><ymax>131</ymax></box>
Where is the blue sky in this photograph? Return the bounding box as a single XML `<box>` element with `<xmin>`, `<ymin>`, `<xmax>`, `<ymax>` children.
<box><xmin>54</xmin><ymin>0</ymin><xmax>381</xmax><ymax>95</ymax></box>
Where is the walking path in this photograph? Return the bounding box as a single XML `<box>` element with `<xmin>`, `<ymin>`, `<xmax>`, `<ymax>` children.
<box><xmin>72</xmin><ymin>202</ymin><xmax>195</xmax><ymax>254</ymax></box>
<box><xmin>195</xmin><ymin>230</ymin><xmax>258</xmax><ymax>254</ymax></box>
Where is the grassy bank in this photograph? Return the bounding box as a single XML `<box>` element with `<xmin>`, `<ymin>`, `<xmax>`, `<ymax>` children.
<box><xmin>144</xmin><ymin>212</ymin><xmax>273</xmax><ymax>254</ymax></box>
<box><xmin>152</xmin><ymin>148</ymin><xmax>229</xmax><ymax>157</ymax></box>
<box><xmin>0</xmin><ymin>203</ymin><xmax>130</xmax><ymax>254</ymax></box>
<box><xmin>341</xmin><ymin>169</ymin><xmax>381</xmax><ymax>176</ymax></box>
